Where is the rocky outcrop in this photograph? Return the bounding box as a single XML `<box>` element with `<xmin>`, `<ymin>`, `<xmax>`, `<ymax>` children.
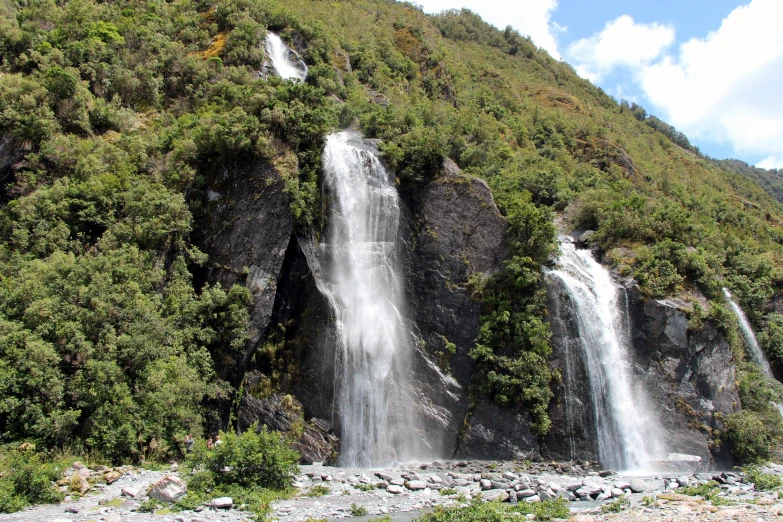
<box><xmin>237</xmin><ymin>390</ymin><xmax>339</xmax><ymax>465</ymax></box>
<box><xmin>0</xmin><ymin>134</ymin><xmax>23</xmax><ymax>203</ymax></box>
<box><xmin>454</xmin><ymin>401</ymin><xmax>540</xmax><ymax>461</ymax></box>
<box><xmin>541</xmin><ymin>275</ymin><xmax>600</xmax><ymax>462</ymax></box>
<box><xmin>626</xmin><ymin>285</ymin><xmax>739</xmax><ymax>469</ymax></box>
<box><xmin>193</xmin><ymin>158</ymin><xmax>293</xmax><ymax>388</ymax></box>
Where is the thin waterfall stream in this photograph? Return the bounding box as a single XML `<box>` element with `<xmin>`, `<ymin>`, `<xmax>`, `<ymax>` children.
<box><xmin>313</xmin><ymin>132</ymin><xmax>418</xmax><ymax>467</ymax></box>
<box><xmin>723</xmin><ymin>288</ymin><xmax>783</xmax><ymax>416</ymax></box>
<box><xmin>546</xmin><ymin>237</ymin><xmax>666</xmax><ymax>471</ymax></box>
<box><xmin>264</xmin><ymin>32</ymin><xmax>308</xmax><ymax>81</ymax></box>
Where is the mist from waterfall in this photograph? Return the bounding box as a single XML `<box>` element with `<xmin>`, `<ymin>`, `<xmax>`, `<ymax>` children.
<box><xmin>316</xmin><ymin>132</ymin><xmax>418</xmax><ymax>467</ymax></box>
<box><xmin>546</xmin><ymin>238</ymin><xmax>666</xmax><ymax>471</ymax></box>
<box><xmin>264</xmin><ymin>32</ymin><xmax>308</xmax><ymax>81</ymax></box>
<box><xmin>723</xmin><ymin>288</ymin><xmax>774</xmax><ymax>377</ymax></box>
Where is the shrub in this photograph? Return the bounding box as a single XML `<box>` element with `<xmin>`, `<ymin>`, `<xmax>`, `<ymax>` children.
<box><xmin>305</xmin><ymin>484</ymin><xmax>330</xmax><ymax>497</ymax></box>
<box><xmin>189</xmin><ymin>423</ymin><xmax>299</xmax><ymax>490</ymax></box>
<box><xmin>416</xmin><ymin>498</ymin><xmax>569</xmax><ymax>521</ymax></box>
<box><xmin>0</xmin><ymin>448</ymin><xmax>64</xmax><ymax>513</ymax></box>
<box><xmin>743</xmin><ymin>466</ymin><xmax>783</xmax><ymax>491</ymax></box>
<box><xmin>350</xmin><ymin>503</ymin><xmax>368</xmax><ymax>516</ymax></box>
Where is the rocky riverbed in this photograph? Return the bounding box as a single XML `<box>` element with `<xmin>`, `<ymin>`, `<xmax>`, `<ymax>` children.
<box><xmin>2</xmin><ymin>460</ymin><xmax>782</xmax><ymax>521</ymax></box>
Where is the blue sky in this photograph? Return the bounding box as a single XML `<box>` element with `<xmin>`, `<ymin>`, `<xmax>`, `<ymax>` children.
<box><xmin>415</xmin><ymin>0</ymin><xmax>783</xmax><ymax>169</ymax></box>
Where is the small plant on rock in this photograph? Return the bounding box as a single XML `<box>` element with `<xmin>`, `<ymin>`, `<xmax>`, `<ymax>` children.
<box><xmin>305</xmin><ymin>484</ymin><xmax>330</xmax><ymax>497</ymax></box>
<box><xmin>350</xmin><ymin>503</ymin><xmax>368</xmax><ymax>516</ymax></box>
<box><xmin>601</xmin><ymin>495</ymin><xmax>630</xmax><ymax>513</ymax></box>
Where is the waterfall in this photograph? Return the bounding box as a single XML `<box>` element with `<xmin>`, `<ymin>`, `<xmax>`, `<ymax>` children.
<box><xmin>315</xmin><ymin>132</ymin><xmax>417</xmax><ymax>467</ymax></box>
<box><xmin>546</xmin><ymin>238</ymin><xmax>665</xmax><ymax>471</ymax></box>
<box><xmin>264</xmin><ymin>32</ymin><xmax>308</xmax><ymax>81</ymax></box>
<box><xmin>723</xmin><ymin>288</ymin><xmax>774</xmax><ymax>377</ymax></box>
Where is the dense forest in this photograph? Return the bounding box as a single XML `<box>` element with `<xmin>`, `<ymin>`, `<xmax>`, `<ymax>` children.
<box><xmin>0</xmin><ymin>0</ymin><xmax>782</xmax><ymax>469</ymax></box>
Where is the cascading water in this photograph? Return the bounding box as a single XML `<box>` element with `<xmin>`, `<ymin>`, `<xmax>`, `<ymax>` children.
<box><xmin>315</xmin><ymin>132</ymin><xmax>417</xmax><ymax>467</ymax></box>
<box><xmin>546</xmin><ymin>237</ymin><xmax>666</xmax><ymax>471</ymax></box>
<box><xmin>723</xmin><ymin>288</ymin><xmax>774</xmax><ymax>376</ymax></box>
<box><xmin>723</xmin><ymin>288</ymin><xmax>783</xmax><ymax>416</ymax></box>
<box><xmin>264</xmin><ymin>32</ymin><xmax>308</xmax><ymax>81</ymax></box>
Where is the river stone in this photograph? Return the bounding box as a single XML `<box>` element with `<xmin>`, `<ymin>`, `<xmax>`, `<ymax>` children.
<box><xmin>481</xmin><ymin>489</ymin><xmax>509</xmax><ymax>502</ymax></box>
<box><xmin>611</xmin><ymin>488</ymin><xmax>625</xmax><ymax>497</ymax></box>
<box><xmin>121</xmin><ymin>486</ymin><xmax>142</xmax><ymax>498</ymax></box>
<box><xmin>525</xmin><ymin>494</ymin><xmax>541</xmax><ymax>503</ymax></box>
<box><xmin>455</xmin><ymin>486</ymin><xmax>472</xmax><ymax>497</ymax></box>
<box><xmin>480</xmin><ymin>479</ymin><xmax>492</xmax><ymax>490</ymax></box>
<box><xmin>148</xmin><ymin>475</ymin><xmax>187</xmax><ymax>502</ymax></box>
<box><xmin>104</xmin><ymin>471</ymin><xmax>121</xmax><ymax>484</ymax></box>
<box><xmin>405</xmin><ymin>480</ymin><xmax>427</xmax><ymax>491</ymax></box>
<box><xmin>517</xmin><ymin>488</ymin><xmax>537</xmax><ymax>498</ymax></box>
<box><xmin>386</xmin><ymin>484</ymin><xmax>404</xmax><ymax>494</ymax></box>
<box><xmin>211</xmin><ymin>497</ymin><xmax>233</xmax><ymax>509</ymax></box>
<box><xmin>629</xmin><ymin>478</ymin><xmax>652</xmax><ymax>493</ymax></box>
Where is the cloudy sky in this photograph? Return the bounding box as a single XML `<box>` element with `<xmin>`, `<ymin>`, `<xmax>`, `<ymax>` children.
<box><xmin>415</xmin><ymin>0</ymin><xmax>783</xmax><ymax>169</ymax></box>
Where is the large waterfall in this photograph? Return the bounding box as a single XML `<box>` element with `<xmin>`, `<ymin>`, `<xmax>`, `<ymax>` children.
<box><xmin>723</xmin><ymin>288</ymin><xmax>774</xmax><ymax>377</ymax></box>
<box><xmin>264</xmin><ymin>32</ymin><xmax>308</xmax><ymax>81</ymax></box>
<box><xmin>316</xmin><ymin>132</ymin><xmax>417</xmax><ymax>467</ymax></box>
<box><xmin>547</xmin><ymin>238</ymin><xmax>665</xmax><ymax>471</ymax></box>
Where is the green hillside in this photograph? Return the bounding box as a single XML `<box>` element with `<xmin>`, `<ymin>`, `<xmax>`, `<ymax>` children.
<box><xmin>0</xmin><ymin>0</ymin><xmax>782</xmax><ymax>464</ymax></box>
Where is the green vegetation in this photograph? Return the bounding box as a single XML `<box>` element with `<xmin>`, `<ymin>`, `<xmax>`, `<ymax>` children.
<box><xmin>678</xmin><ymin>481</ymin><xmax>735</xmax><ymax>506</ymax></box>
<box><xmin>0</xmin><ymin>446</ymin><xmax>68</xmax><ymax>513</ymax></box>
<box><xmin>305</xmin><ymin>484</ymin><xmax>330</xmax><ymax>497</ymax></box>
<box><xmin>350</xmin><ymin>503</ymin><xmax>368</xmax><ymax>516</ymax></box>
<box><xmin>742</xmin><ymin>466</ymin><xmax>783</xmax><ymax>491</ymax></box>
<box><xmin>175</xmin><ymin>425</ymin><xmax>297</xmax><ymax>516</ymax></box>
<box><xmin>187</xmin><ymin>423</ymin><xmax>299</xmax><ymax>490</ymax></box>
<box><xmin>1</xmin><ymin>0</ymin><xmax>782</xmax><ymax>465</ymax></box>
<box><xmin>601</xmin><ymin>495</ymin><xmax>630</xmax><ymax>513</ymax></box>
<box><xmin>724</xmin><ymin>364</ymin><xmax>783</xmax><ymax>463</ymax></box>
<box><xmin>415</xmin><ymin>498</ymin><xmax>569</xmax><ymax>521</ymax></box>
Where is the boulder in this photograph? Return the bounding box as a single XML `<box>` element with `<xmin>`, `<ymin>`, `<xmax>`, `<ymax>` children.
<box><xmin>69</xmin><ymin>475</ymin><xmax>90</xmax><ymax>495</ymax></box>
<box><xmin>211</xmin><ymin>497</ymin><xmax>233</xmax><ymax>509</ymax></box>
<box><xmin>237</xmin><ymin>391</ymin><xmax>339</xmax><ymax>465</ymax></box>
<box><xmin>405</xmin><ymin>480</ymin><xmax>428</xmax><ymax>491</ymax></box>
<box><xmin>629</xmin><ymin>478</ymin><xmax>651</xmax><ymax>493</ymax></box>
<box><xmin>121</xmin><ymin>486</ymin><xmax>142</xmax><ymax>498</ymax></box>
<box><xmin>481</xmin><ymin>489</ymin><xmax>509</xmax><ymax>502</ymax></box>
<box><xmin>386</xmin><ymin>485</ymin><xmax>404</xmax><ymax>494</ymax></box>
<box><xmin>104</xmin><ymin>471</ymin><xmax>121</xmax><ymax>484</ymax></box>
<box><xmin>148</xmin><ymin>475</ymin><xmax>187</xmax><ymax>502</ymax></box>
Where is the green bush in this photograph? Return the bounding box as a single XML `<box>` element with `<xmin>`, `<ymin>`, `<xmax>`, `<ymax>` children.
<box><xmin>189</xmin><ymin>423</ymin><xmax>299</xmax><ymax>489</ymax></box>
<box><xmin>743</xmin><ymin>466</ymin><xmax>783</xmax><ymax>491</ymax></box>
<box><xmin>415</xmin><ymin>498</ymin><xmax>569</xmax><ymax>521</ymax></box>
<box><xmin>0</xmin><ymin>448</ymin><xmax>64</xmax><ymax>513</ymax></box>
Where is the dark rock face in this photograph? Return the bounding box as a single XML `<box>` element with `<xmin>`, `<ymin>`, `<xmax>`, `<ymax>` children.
<box><xmin>237</xmin><ymin>391</ymin><xmax>339</xmax><ymax>464</ymax></box>
<box><xmin>193</xmin><ymin>159</ymin><xmax>293</xmax><ymax>387</ymax></box>
<box><xmin>625</xmin><ymin>285</ymin><xmax>739</xmax><ymax>469</ymax></box>
<box><xmin>540</xmin><ymin>276</ymin><xmax>600</xmax><ymax>462</ymax></box>
<box><xmin>0</xmin><ymin>134</ymin><xmax>23</xmax><ymax>203</ymax></box>
<box><xmin>454</xmin><ymin>401</ymin><xmax>540</xmax><ymax>461</ymax></box>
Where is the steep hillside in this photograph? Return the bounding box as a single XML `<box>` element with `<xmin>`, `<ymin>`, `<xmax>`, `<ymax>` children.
<box><xmin>0</xmin><ymin>0</ymin><xmax>781</xmax><ymax>464</ymax></box>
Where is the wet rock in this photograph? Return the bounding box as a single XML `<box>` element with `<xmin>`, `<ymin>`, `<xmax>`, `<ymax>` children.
<box><xmin>629</xmin><ymin>478</ymin><xmax>652</xmax><ymax>493</ymax></box>
<box><xmin>148</xmin><ymin>475</ymin><xmax>187</xmax><ymax>502</ymax></box>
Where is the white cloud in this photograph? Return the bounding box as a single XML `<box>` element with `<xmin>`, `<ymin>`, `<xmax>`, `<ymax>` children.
<box><xmin>566</xmin><ymin>15</ymin><xmax>674</xmax><ymax>82</ymax></box>
<box><xmin>566</xmin><ymin>0</ymin><xmax>783</xmax><ymax>166</ymax></box>
<box><xmin>415</xmin><ymin>0</ymin><xmax>563</xmax><ymax>59</ymax></box>
<box><xmin>758</xmin><ymin>156</ymin><xmax>783</xmax><ymax>170</ymax></box>
<box><xmin>637</xmin><ymin>0</ymin><xmax>783</xmax><ymax>164</ymax></box>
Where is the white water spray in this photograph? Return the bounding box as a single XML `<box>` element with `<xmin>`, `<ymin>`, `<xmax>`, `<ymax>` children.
<box><xmin>316</xmin><ymin>132</ymin><xmax>418</xmax><ymax>467</ymax></box>
<box><xmin>547</xmin><ymin>238</ymin><xmax>666</xmax><ymax>471</ymax></box>
<box><xmin>264</xmin><ymin>32</ymin><xmax>308</xmax><ymax>81</ymax></box>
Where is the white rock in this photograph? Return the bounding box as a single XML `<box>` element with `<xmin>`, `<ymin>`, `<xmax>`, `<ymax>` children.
<box><xmin>148</xmin><ymin>475</ymin><xmax>187</xmax><ymax>502</ymax></box>
<box><xmin>547</xmin><ymin>481</ymin><xmax>561</xmax><ymax>492</ymax></box>
<box><xmin>480</xmin><ymin>479</ymin><xmax>492</xmax><ymax>490</ymax></box>
<box><xmin>386</xmin><ymin>484</ymin><xmax>404</xmax><ymax>494</ymax></box>
<box><xmin>524</xmin><ymin>494</ymin><xmax>541</xmax><ymax>503</ymax></box>
<box><xmin>121</xmin><ymin>486</ymin><xmax>142</xmax><ymax>498</ymax></box>
<box><xmin>481</xmin><ymin>489</ymin><xmax>509</xmax><ymax>502</ymax></box>
<box><xmin>211</xmin><ymin>497</ymin><xmax>233</xmax><ymax>509</ymax></box>
<box><xmin>405</xmin><ymin>480</ymin><xmax>427</xmax><ymax>491</ymax></box>
<box><xmin>517</xmin><ymin>488</ymin><xmax>537</xmax><ymax>498</ymax></box>
<box><xmin>503</xmin><ymin>471</ymin><xmax>519</xmax><ymax>481</ymax></box>
<box><xmin>454</xmin><ymin>486</ymin><xmax>472</xmax><ymax>498</ymax></box>
<box><xmin>611</xmin><ymin>488</ymin><xmax>624</xmax><ymax>497</ymax></box>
